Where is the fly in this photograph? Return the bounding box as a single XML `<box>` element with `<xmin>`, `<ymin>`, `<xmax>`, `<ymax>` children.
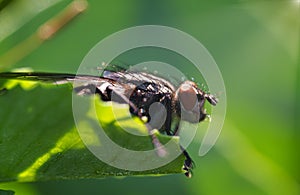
<box><xmin>0</xmin><ymin>68</ymin><xmax>218</xmax><ymax>177</ymax></box>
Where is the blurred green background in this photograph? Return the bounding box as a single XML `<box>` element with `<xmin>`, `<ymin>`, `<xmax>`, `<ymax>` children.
<box><xmin>0</xmin><ymin>0</ymin><xmax>299</xmax><ymax>194</ymax></box>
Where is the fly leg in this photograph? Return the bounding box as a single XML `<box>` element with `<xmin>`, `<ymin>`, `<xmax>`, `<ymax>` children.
<box><xmin>180</xmin><ymin>146</ymin><xmax>194</xmax><ymax>178</ymax></box>
<box><xmin>172</xmin><ymin>121</ymin><xmax>194</xmax><ymax>178</ymax></box>
<box><xmin>162</xmin><ymin>95</ymin><xmax>194</xmax><ymax>177</ymax></box>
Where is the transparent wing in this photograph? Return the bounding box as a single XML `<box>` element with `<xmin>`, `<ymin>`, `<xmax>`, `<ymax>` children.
<box><xmin>0</xmin><ymin>72</ymin><xmax>113</xmax><ymax>85</ymax></box>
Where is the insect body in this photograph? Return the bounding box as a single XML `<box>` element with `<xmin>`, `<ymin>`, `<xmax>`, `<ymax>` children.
<box><xmin>0</xmin><ymin>69</ymin><xmax>218</xmax><ymax>177</ymax></box>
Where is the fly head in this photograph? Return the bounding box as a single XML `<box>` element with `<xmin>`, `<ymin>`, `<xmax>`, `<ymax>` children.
<box><xmin>175</xmin><ymin>81</ymin><xmax>218</xmax><ymax>123</ymax></box>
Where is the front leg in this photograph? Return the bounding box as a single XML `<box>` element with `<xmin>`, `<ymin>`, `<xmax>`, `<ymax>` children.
<box><xmin>165</xmin><ymin>96</ymin><xmax>194</xmax><ymax>178</ymax></box>
<box><xmin>172</xmin><ymin>119</ymin><xmax>194</xmax><ymax>178</ymax></box>
<box><xmin>181</xmin><ymin>146</ymin><xmax>194</xmax><ymax>178</ymax></box>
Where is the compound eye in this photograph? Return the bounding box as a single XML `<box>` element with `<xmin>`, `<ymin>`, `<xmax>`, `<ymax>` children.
<box><xmin>178</xmin><ymin>83</ymin><xmax>198</xmax><ymax>111</ymax></box>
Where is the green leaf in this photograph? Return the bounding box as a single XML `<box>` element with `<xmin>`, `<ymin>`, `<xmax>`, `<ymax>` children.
<box><xmin>0</xmin><ymin>82</ymin><xmax>185</xmax><ymax>183</ymax></box>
